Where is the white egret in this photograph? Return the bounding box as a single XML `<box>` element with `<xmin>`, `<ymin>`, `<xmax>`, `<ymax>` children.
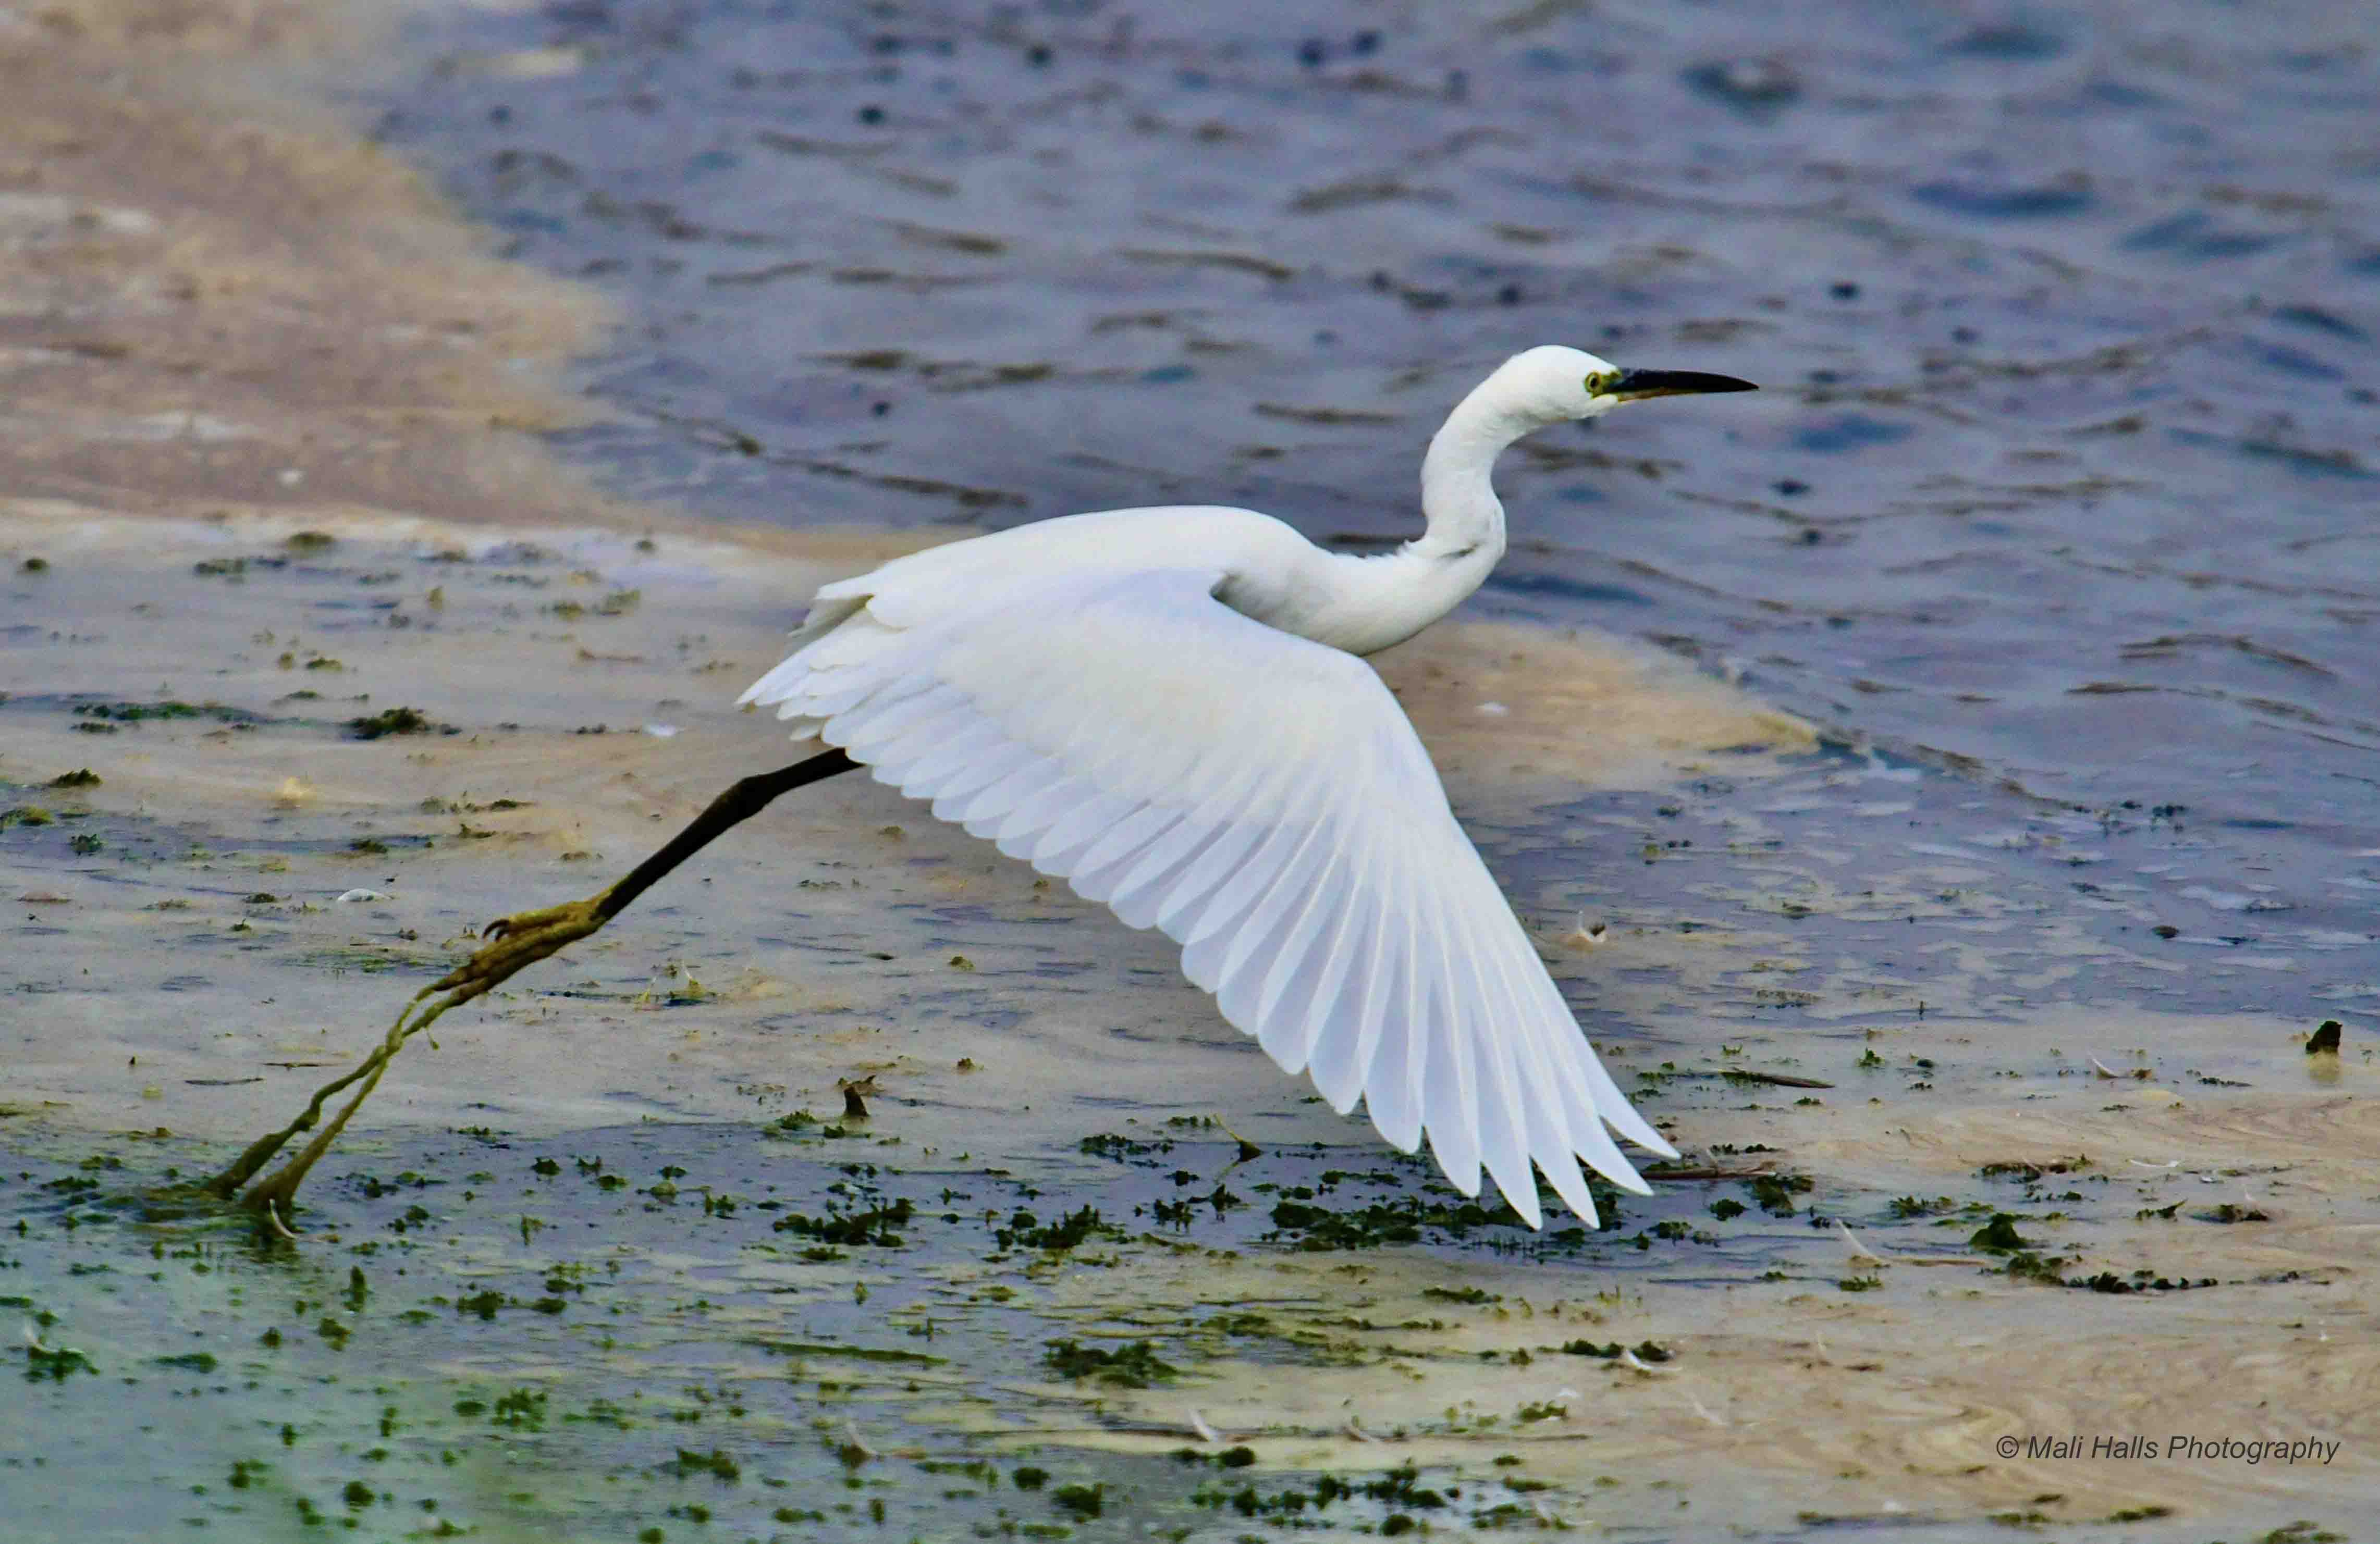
<box><xmin>737</xmin><ymin>345</ymin><xmax>1755</xmax><ymax>1227</ymax></box>
<box><xmin>211</xmin><ymin>345</ymin><xmax>1753</xmax><ymax>1224</ymax></box>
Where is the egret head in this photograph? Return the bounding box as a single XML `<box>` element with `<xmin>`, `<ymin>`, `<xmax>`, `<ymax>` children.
<box><xmin>1492</xmin><ymin>343</ymin><xmax>1757</xmax><ymax>426</ymax></box>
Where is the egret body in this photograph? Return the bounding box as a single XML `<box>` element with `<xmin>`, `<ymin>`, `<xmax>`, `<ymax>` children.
<box><xmin>739</xmin><ymin>346</ymin><xmax>1755</xmax><ymax>1227</ymax></box>
<box><xmin>211</xmin><ymin>345</ymin><xmax>1755</xmax><ymax>1222</ymax></box>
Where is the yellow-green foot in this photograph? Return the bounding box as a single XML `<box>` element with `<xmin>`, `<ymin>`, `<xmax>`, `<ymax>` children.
<box><xmin>437</xmin><ymin>893</ymin><xmax>613</xmax><ymax>1002</ymax></box>
<box><xmin>209</xmin><ymin>890</ymin><xmax>619</xmax><ymax>1217</ymax></box>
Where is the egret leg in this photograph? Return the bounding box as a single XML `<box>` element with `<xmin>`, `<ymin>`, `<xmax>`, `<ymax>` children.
<box><xmin>208</xmin><ymin>747</ymin><xmax>861</xmax><ymax>1216</ymax></box>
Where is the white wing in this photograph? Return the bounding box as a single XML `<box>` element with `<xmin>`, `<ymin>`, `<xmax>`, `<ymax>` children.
<box><xmin>740</xmin><ymin>564</ymin><xmax>1674</xmax><ymax>1226</ymax></box>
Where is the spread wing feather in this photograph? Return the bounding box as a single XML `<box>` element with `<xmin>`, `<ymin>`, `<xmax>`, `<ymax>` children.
<box><xmin>740</xmin><ymin>565</ymin><xmax>1673</xmax><ymax>1226</ymax></box>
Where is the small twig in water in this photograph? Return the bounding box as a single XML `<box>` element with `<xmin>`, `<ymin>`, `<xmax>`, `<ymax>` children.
<box><xmin>1641</xmin><ymin>1163</ymin><xmax>1777</xmax><ymax>1182</ymax></box>
<box><xmin>1719</xmin><ymin>1070</ymin><xmax>1834</xmax><ymax>1089</ymax></box>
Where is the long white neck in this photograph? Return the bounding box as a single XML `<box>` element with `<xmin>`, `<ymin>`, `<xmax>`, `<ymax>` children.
<box><xmin>1409</xmin><ymin>370</ymin><xmax>1537</xmax><ymax>565</ymax></box>
<box><xmin>1268</xmin><ymin>370</ymin><xmax>1551</xmax><ymax>657</ymax></box>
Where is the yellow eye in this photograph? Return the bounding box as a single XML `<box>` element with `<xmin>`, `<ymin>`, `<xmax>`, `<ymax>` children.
<box><xmin>1585</xmin><ymin>370</ymin><xmax>1617</xmax><ymax>395</ymax></box>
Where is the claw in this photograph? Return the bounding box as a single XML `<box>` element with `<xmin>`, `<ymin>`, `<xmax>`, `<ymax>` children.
<box><xmin>441</xmin><ymin>896</ymin><xmax>612</xmax><ymax>997</ymax></box>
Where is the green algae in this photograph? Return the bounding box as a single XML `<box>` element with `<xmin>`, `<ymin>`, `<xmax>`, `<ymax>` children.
<box><xmin>1041</xmin><ymin>1338</ymin><xmax>1177</xmax><ymax>1388</ymax></box>
<box><xmin>345</xmin><ymin>706</ymin><xmax>455</xmax><ymax>739</ymax></box>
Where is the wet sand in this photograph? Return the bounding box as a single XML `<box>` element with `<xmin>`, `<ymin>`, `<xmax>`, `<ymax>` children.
<box><xmin>0</xmin><ymin>0</ymin><xmax>626</xmax><ymax>531</ymax></box>
<box><xmin>5</xmin><ymin>5</ymin><xmax>2376</xmax><ymax>1541</ymax></box>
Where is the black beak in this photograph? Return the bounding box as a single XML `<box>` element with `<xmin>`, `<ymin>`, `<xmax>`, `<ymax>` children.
<box><xmin>1609</xmin><ymin>368</ymin><xmax>1759</xmax><ymax>402</ymax></box>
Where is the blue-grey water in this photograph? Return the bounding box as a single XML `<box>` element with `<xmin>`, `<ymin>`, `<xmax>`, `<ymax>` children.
<box><xmin>366</xmin><ymin>0</ymin><xmax>2378</xmax><ymax>980</ymax></box>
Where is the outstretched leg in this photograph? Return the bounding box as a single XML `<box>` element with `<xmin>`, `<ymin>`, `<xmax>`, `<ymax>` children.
<box><xmin>208</xmin><ymin>747</ymin><xmax>861</xmax><ymax>1213</ymax></box>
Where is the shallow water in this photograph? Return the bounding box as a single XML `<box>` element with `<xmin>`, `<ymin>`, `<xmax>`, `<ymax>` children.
<box><xmin>369</xmin><ymin>0</ymin><xmax>2380</xmax><ymax>927</ymax></box>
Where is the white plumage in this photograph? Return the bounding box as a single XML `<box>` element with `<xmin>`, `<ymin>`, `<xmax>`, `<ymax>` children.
<box><xmin>740</xmin><ymin>345</ymin><xmax>1756</xmax><ymax>1226</ymax></box>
